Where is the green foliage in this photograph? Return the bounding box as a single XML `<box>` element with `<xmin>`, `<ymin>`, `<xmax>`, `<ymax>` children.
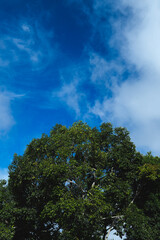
<box><xmin>139</xmin><ymin>152</ymin><xmax>160</xmax><ymax>180</ymax></box>
<box><xmin>0</xmin><ymin>121</ymin><xmax>159</xmax><ymax>239</ymax></box>
<box><xmin>0</xmin><ymin>180</ymin><xmax>15</xmax><ymax>240</ymax></box>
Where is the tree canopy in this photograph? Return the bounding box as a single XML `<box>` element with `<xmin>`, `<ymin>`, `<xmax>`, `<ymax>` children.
<box><xmin>1</xmin><ymin>121</ymin><xmax>160</xmax><ymax>239</ymax></box>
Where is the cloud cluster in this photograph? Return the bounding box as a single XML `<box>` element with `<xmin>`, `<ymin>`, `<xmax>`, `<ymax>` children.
<box><xmin>85</xmin><ymin>0</ymin><xmax>160</xmax><ymax>155</ymax></box>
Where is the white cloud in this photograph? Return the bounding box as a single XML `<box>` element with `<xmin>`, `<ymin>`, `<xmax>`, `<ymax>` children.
<box><xmin>52</xmin><ymin>80</ymin><xmax>82</xmax><ymax>116</ymax></box>
<box><xmin>88</xmin><ymin>0</ymin><xmax>160</xmax><ymax>155</ymax></box>
<box><xmin>21</xmin><ymin>24</ymin><xmax>31</xmax><ymax>32</ymax></box>
<box><xmin>90</xmin><ymin>53</ymin><xmax>109</xmax><ymax>83</ymax></box>
<box><xmin>0</xmin><ymin>90</ymin><xmax>23</xmax><ymax>134</ymax></box>
<box><xmin>120</xmin><ymin>0</ymin><xmax>160</xmax><ymax>72</ymax></box>
<box><xmin>89</xmin><ymin>53</ymin><xmax>123</xmax><ymax>88</ymax></box>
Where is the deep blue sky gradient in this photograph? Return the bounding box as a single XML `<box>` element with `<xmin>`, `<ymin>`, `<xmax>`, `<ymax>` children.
<box><xmin>0</xmin><ymin>0</ymin><xmax>154</xmax><ymax>171</ymax></box>
<box><xmin>0</xmin><ymin>0</ymin><xmax>100</xmax><ymax>167</ymax></box>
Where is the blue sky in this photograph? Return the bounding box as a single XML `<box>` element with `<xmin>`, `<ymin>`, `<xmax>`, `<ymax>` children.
<box><xmin>2</xmin><ymin>1</ymin><xmax>160</xmax><ymax>239</ymax></box>
<box><xmin>1</xmin><ymin>0</ymin><xmax>160</xmax><ymax>184</ymax></box>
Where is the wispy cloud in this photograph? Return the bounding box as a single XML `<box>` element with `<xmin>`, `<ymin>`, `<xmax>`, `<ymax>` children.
<box><xmin>52</xmin><ymin>78</ymin><xmax>83</xmax><ymax>117</ymax></box>
<box><xmin>89</xmin><ymin>53</ymin><xmax>123</xmax><ymax>87</ymax></box>
<box><xmin>0</xmin><ymin>90</ymin><xmax>23</xmax><ymax>134</ymax></box>
<box><xmin>0</xmin><ymin>15</ymin><xmax>57</xmax><ymax>133</ymax></box>
<box><xmin>0</xmin><ymin>18</ymin><xmax>55</xmax><ymax>72</ymax></box>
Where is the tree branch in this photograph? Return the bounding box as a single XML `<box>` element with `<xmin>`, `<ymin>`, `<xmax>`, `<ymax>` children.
<box><xmin>129</xmin><ymin>184</ymin><xmax>142</xmax><ymax>206</ymax></box>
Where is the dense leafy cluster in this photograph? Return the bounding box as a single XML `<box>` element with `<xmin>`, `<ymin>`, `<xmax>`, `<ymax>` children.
<box><xmin>1</xmin><ymin>122</ymin><xmax>160</xmax><ymax>239</ymax></box>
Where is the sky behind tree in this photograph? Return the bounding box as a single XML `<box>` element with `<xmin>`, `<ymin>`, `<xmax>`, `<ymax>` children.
<box><xmin>0</xmin><ymin>0</ymin><xmax>160</xmax><ymax>186</ymax></box>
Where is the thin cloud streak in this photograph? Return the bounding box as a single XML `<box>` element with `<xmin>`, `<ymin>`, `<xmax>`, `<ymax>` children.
<box><xmin>0</xmin><ymin>90</ymin><xmax>23</xmax><ymax>134</ymax></box>
<box><xmin>0</xmin><ymin>19</ymin><xmax>56</xmax><ymax>72</ymax></box>
<box><xmin>0</xmin><ymin>16</ymin><xmax>57</xmax><ymax>134</ymax></box>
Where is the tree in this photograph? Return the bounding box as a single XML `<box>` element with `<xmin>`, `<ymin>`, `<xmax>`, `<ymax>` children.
<box><xmin>0</xmin><ymin>180</ymin><xmax>15</xmax><ymax>240</ymax></box>
<box><xmin>8</xmin><ymin>121</ymin><xmax>160</xmax><ymax>239</ymax></box>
